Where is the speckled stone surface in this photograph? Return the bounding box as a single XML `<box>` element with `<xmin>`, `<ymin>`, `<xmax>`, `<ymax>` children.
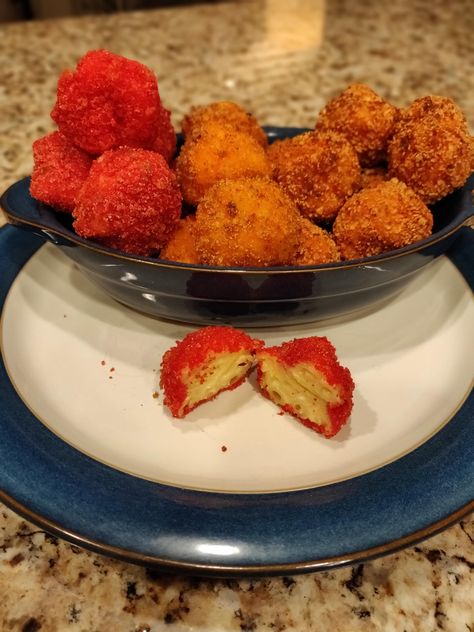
<box><xmin>0</xmin><ymin>0</ymin><xmax>473</xmax><ymax>630</ymax></box>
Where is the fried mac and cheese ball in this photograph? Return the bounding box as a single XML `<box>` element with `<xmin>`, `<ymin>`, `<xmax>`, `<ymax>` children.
<box><xmin>193</xmin><ymin>177</ymin><xmax>300</xmax><ymax>266</ymax></box>
<box><xmin>294</xmin><ymin>218</ymin><xmax>340</xmax><ymax>266</ymax></box>
<box><xmin>181</xmin><ymin>101</ymin><xmax>267</xmax><ymax>148</ymax></box>
<box><xmin>30</xmin><ymin>131</ymin><xmax>93</xmax><ymax>212</ymax></box>
<box><xmin>175</xmin><ymin>123</ymin><xmax>271</xmax><ymax>205</ymax></box>
<box><xmin>315</xmin><ymin>83</ymin><xmax>399</xmax><ymax>167</ymax></box>
<box><xmin>160</xmin><ymin>215</ymin><xmax>200</xmax><ymax>264</ymax></box>
<box><xmin>256</xmin><ymin>336</ymin><xmax>354</xmax><ymax>438</ymax></box>
<box><xmin>160</xmin><ymin>326</ymin><xmax>263</xmax><ymax>418</ymax></box>
<box><xmin>51</xmin><ymin>49</ymin><xmax>165</xmax><ymax>155</ymax></box>
<box><xmin>73</xmin><ymin>148</ymin><xmax>182</xmax><ymax>256</ymax></box>
<box><xmin>388</xmin><ymin>95</ymin><xmax>474</xmax><ymax>204</ymax></box>
<box><xmin>267</xmin><ymin>130</ymin><xmax>360</xmax><ymax>222</ymax></box>
<box><xmin>333</xmin><ymin>179</ymin><xmax>433</xmax><ymax>260</ymax></box>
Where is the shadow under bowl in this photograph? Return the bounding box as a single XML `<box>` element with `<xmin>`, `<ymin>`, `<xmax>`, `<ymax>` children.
<box><xmin>2</xmin><ymin>127</ymin><xmax>473</xmax><ymax>327</ymax></box>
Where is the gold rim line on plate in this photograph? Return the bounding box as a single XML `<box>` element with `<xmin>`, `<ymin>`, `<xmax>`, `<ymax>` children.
<box><xmin>0</xmin><ymin>247</ymin><xmax>473</xmax><ymax>494</ymax></box>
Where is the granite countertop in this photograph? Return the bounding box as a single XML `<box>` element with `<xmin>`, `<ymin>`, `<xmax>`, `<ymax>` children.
<box><xmin>0</xmin><ymin>0</ymin><xmax>473</xmax><ymax>630</ymax></box>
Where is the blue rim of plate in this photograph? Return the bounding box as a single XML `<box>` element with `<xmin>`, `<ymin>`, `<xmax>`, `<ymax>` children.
<box><xmin>1</xmin><ymin>224</ymin><xmax>473</xmax><ymax>577</ymax></box>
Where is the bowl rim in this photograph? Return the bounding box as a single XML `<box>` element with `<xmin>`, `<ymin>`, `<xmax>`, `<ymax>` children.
<box><xmin>2</xmin><ymin>125</ymin><xmax>473</xmax><ymax>275</ymax></box>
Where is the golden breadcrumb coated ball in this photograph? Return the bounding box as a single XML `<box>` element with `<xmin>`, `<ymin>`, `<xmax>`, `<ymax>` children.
<box><xmin>181</xmin><ymin>101</ymin><xmax>267</xmax><ymax>148</ymax></box>
<box><xmin>160</xmin><ymin>215</ymin><xmax>200</xmax><ymax>264</ymax></box>
<box><xmin>332</xmin><ymin>178</ymin><xmax>433</xmax><ymax>260</ymax></box>
<box><xmin>360</xmin><ymin>165</ymin><xmax>389</xmax><ymax>189</ymax></box>
<box><xmin>194</xmin><ymin>177</ymin><xmax>301</xmax><ymax>266</ymax></box>
<box><xmin>175</xmin><ymin>123</ymin><xmax>271</xmax><ymax>206</ymax></box>
<box><xmin>315</xmin><ymin>83</ymin><xmax>399</xmax><ymax>166</ymax></box>
<box><xmin>388</xmin><ymin>95</ymin><xmax>474</xmax><ymax>204</ymax></box>
<box><xmin>267</xmin><ymin>130</ymin><xmax>361</xmax><ymax>222</ymax></box>
<box><xmin>294</xmin><ymin>218</ymin><xmax>340</xmax><ymax>265</ymax></box>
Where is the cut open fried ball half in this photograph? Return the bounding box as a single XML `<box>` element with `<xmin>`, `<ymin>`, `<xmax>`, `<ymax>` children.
<box><xmin>256</xmin><ymin>336</ymin><xmax>354</xmax><ymax>438</ymax></box>
<box><xmin>160</xmin><ymin>326</ymin><xmax>264</xmax><ymax>418</ymax></box>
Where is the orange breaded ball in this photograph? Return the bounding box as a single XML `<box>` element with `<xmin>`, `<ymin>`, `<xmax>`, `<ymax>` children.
<box><xmin>360</xmin><ymin>165</ymin><xmax>389</xmax><ymax>190</ymax></box>
<box><xmin>332</xmin><ymin>179</ymin><xmax>433</xmax><ymax>260</ymax></box>
<box><xmin>315</xmin><ymin>83</ymin><xmax>399</xmax><ymax>166</ymax></box>
<box><xmin>160</xmin><ymin>215</ymin><xmax>200</xmax><ymax>264</ymax></box>
<box><xmin>182</xmin><ymin>101</ymin><xmax>267</xmax><ymax>148</ymax></box>
<box><xmin>294</xmin><ymin>218</ymin><xmax>340</xmax><ymax>266</ymax></box>
<box><xmin>175</xmin><ymin>123</ymin><xmax>271</xmax><ymax>206</ymax></box>
<box><xmin>267</xmin><ymin>131</ymin><xmax>361</xmax><ymax>222</ymax></box>
<box><xmin>73</xmin><ymin>148</ymin><xmax>182</xmax><ymax>256</ymax></box>
<box><xmin>388</xmin><ymin>95</ymin><xmax>474</xmax><ymax>204</ymax></box>
<box><xmin>194</xmin><ymin>177</ymin><xmax>301</xmax><ymax>267</ymax></box>
<box><xmin>30</xmin><ymin>131</ymin><xmax>93</xmax><ymax>212</ymax></box>
<box><xmin>51</xmin><ymin>49</ymin><xmax>163</xmax><ymax>155</ymax></box>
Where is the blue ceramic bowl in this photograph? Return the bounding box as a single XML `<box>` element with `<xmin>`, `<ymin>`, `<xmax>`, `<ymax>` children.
<box><xmin>2</xmin><ymin>127</ymin><xmax>473</xmax><ymax>326</ymax></box>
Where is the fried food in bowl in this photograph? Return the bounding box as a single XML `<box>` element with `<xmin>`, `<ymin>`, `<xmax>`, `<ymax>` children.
<box><xmin>315</xmin><ymin>83</ymin><xmax>399</xmax><ymax>167</ymax></box>
<box><xmin>332</xmin><ymin>179</ymin><xmax>433</xmax><ymax>260</ymax></box>
<box><xmin>181</xmin><ymin>101</ymin><xmax>267</xmax><ymax>148</ymax></box>
<box><xmin>294</xmin><ymin>218</ymin><xmax>340</xmax><ymax>266</ymax></box>
<box><xmin>160</xmin><ymin>215</ymin><xmax>199</xmax><ymax>264</ymax></box>
<box><xmin>175</xmin><ymin>123</ymin><xmax>271</xmax><ymax>205</ymax></box>
<box><xmin>30</xmin><ymin>131</ymin><xmax>93</xmax><ymax>212</ymax></box>
<box><xmin>267</xmin><ymin>130</ymin><xmax>361</xmax><ymax>222</ymax></box>
<box><xmin>193</xmin><ymin>177</ymin><xmax>301</xmax><ymax>266</ymax></box>
<box><xmin>73</xmin><ymin>147</ymin><xmax>182</xmax><ymax>256</ymax></box>
<box><xmin>388</xmin><ymin>95</ymin><xmax>474</xmax><ymax>204</ymax></box>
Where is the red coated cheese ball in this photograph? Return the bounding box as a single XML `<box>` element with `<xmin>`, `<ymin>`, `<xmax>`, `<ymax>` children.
<box><xmin>160</xmin><ymin>326</ymin><xmax>264</xmax><ymax>418</ymax></box>
<box><xmin>256</xmin><ymin>336</ymin><xmax>354</xmax><ymax>438</ymax></box>
<box><xmin>51</xmin><ymin>49</ymin><xmax>163</xmax><ymax>155</ymax></box>
<box><xmin>30</xmin><ymin>131</ymin><xmax>93</xmax><ymax>212</ymax></box>
<box><xmin>151</xmin><ymin>104</ymin><xmax>177</xmax><ymax>164</ymax></box>
<box><xmin>73</xmin><ymin>148</ymin><xmax>182</xmax><ymax>256</ymax></box>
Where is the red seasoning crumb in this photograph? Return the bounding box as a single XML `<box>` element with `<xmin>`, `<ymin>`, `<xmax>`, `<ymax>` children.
<box><xmin>160</xmin><ymin>326</ymin><xmax>263</xmax><ymax>418</ymax></box>
<box><xmin>221</xmin><ymin>445</ymin><xmax>228</xmax><ymax>452</ymax></box>
<box><xmin>29</xmin><ymin>131</ymin><xmax>93</xmax><ymax>212</ymax></box>
<box><xmin>256</xmin><ymin>337</ymin><xmax>354</xmax><ymax>438</ymax></box>
<box><xmin>110</xmin><ymin>367</ymin><xmax>115</xmax><ymax>372</ymax></box>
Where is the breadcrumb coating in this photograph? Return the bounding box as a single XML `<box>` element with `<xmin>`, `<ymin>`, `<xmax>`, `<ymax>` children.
<box><xmin>151</xmin><ymin>104</ymin><xmax>177</xmax><ymax>164</ymax></box>
<box><xmin>30</xmin><ymin>131</ymin><xmax>93</xmax><ymax>212</ymax></box>
<box><xmin>360</xmin><ymin>165</ymin><xmax>389</xmax><ymax>189</ymax></box>
<box><xmin>294</xmin><ymin>218</ymin><xmax>340</xmax><ymax>265</ymax></box>
<box><xmin>160</xmin><ymin>326</ymin><xmax>264</xmax><ymax>418</ymax></box>
<box><xmin>160</xmin><ymin>215</ymin><xmax>200</xmax><ymax>264</ymax></box>
<box><xmin>194</xmin><ymin>177</ymin><xmax>301</xmax><ymax>266</ymax></box>
<box><xmin>182</xmin><ymin>101</ymin><xmax>267</xmax><ymax>148</ymax></box>
<box><xmin>333</xmin><ymin>178</ymin><xmax>433</xmax><ymax>260</ymax></box>
<box><xmin>51</xmin><ymin>49</ymin><xmax>162</xmax><ymax>155</ymax></box>
<box><xmin>388</xmin><ymin>95</ymin><xmax>474</xmax><ymax>204</ymax></box>
<box><xmin>315</xmin><ymin>83</ymin><xmax>399</xmax><ymax>167</ymax></box>
<box><xmin>256</xmin><ymin>336</ymin><xmax>354</xmax><ymax>438</ymax></box>
<box><xmin>267</xmin><ymin>130</ymin><xmax>361</xmax><ymax>222</ymax></box>
<box><xmin>175</xmin><ymin>123</ymin><xmax>271</xmax><ymax>205</ymax></box>
<box><xmin>73</xmin><ymin>148</ymin><xmax>182</xmax><ymax>256</ymax></box>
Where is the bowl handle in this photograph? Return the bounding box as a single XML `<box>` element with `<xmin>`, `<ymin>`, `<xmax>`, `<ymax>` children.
<box><xmin>4</xmin><ymin>215</ymin><xmax>72</xmax><ymax>246</ymax></box>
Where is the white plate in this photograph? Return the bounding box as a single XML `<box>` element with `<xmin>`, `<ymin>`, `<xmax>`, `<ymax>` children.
<box><xmin>2</xmin><ymin>244</ymin><xmax>473</xmax><ymax>493</ymax></box>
